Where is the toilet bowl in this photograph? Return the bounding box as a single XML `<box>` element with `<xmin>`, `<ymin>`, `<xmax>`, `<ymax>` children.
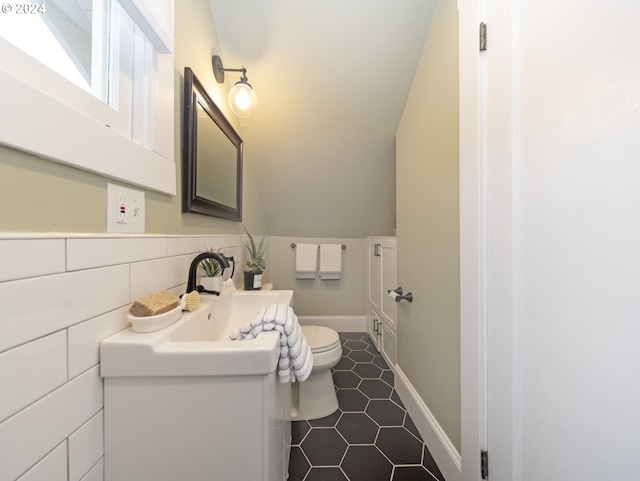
<box><xmin>291</xmin><ymin>325</ymin><xmax>342</xmax><ymax>420</ymax></box>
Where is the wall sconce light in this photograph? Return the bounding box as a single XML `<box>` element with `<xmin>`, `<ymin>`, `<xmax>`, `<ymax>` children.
<box><xmin>212</xmin><ymin>55</ymin><xmax>257</xmax><ymax>118</ymax></box>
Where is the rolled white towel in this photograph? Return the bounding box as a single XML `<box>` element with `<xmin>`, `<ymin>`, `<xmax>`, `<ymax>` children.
<box><xmin>229</xmin><ymin>304</ymin><xmax>313</xmax><ymax>383</ymax></box>
<box><xmin>294</xmin><ymin>348</ymin><xmax>313</xmax><ymax>381</ymax></box>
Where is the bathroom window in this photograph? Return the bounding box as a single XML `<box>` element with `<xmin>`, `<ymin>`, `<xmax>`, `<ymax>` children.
<box><xmin>0</xmin><ymin>0</ymin><xmax>176</xmax><ymax>194</ymax></box>
<box><xmin>1</xmin><ymin>0</ymin><xmax>111</xmax><ymax>103</ymax></box>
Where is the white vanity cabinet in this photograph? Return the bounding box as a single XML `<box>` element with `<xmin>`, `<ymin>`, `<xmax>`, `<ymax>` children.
<box><xmin>104</xmin><ymin>372</ymin><xmax>290</xmax><ymax>481</ymax></box>
<box><xmin>367</xmin><ymin>236</ymin><xmax>398</xmax><ymax>369</ymax></box>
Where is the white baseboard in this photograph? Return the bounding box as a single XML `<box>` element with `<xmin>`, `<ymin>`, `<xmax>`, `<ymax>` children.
<box><xmin>298</xmin><ymin>316</ymin><xmax>367</xmax><ymax>332</ymax></box>
<box><xmin>394</xmin><ymin>366</ymin><xmax>462</xmax><ymax>481</ymax></box>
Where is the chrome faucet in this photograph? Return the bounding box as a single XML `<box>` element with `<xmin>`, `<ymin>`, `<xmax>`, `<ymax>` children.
<box><xmin>186</xmin><ymin>252</ymin><xmax>230</xmax><ymax>294</ymax></box>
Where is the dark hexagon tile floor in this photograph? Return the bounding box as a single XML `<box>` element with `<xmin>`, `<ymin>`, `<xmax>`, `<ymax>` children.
<box><xmin>288</xmin><ymin>332</ymin><xmax>446</xmax><ymax>481</ymax></box>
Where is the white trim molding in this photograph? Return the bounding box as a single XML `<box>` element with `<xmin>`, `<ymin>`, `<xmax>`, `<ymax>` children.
<box><xmin>394</xmin><ymin>366</ymin><xmax>461</xmax><ymax>481</ymax></box>
<box><xmin>0</xmin><ymin>68</ymin><xmax>176</xmax><ymax>195</ymax></box>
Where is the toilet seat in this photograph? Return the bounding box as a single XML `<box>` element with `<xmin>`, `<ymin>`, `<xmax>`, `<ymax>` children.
<box><xmin>302</xmin><ymin>325</ymin><xmax>340</xmax><ymax>354</ymax></box>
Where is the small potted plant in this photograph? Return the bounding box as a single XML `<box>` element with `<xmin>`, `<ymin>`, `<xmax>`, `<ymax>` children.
<box><xmin>200</xmin><ymin>246</ymin><xmax>223</xmax><ymax>292</ymax></box>
<box><xmin>241</xmin><ymin>225</ymin><xmax>270</xmax><ymax>290</ymax></box>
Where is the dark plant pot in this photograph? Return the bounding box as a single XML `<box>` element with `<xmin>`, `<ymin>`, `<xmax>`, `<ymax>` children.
<box><xmin>244</xmin><ymin>270</ymin><xmax>263</xmax><ymax>290</ymax></box>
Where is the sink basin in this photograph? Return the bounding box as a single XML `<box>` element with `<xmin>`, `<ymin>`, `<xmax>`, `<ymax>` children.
<box><xmin>172</xmin><ymin>289</ymin><xmax>293</xmax><ymax>342</ymax></box>
<box><xmin>100</xmin><ymin>288</ymin><xmax>294</xmax><ymax>378</ymax></box>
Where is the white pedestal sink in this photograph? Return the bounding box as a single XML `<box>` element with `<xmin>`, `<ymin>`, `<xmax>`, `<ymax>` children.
<box><xmin>100</xmin><ymin>287</ymin><xmax>293</xmax><ymax>481</ymax></box>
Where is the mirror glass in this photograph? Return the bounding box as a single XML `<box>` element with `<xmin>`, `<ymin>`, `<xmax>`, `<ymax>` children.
<box><xmin>195</xmin><ymin>101</ymin><xmax>238</xmax><ymax>207</ymax></box>
<box><xmin>183</xmin><ymin>67</ymin><xmax>243</xmax><ymax>220</ymax></box>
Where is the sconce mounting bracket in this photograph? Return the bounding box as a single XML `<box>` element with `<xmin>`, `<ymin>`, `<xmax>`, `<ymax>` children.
<box><xmin>212</xmin><ymin>55</ymin><xmax>225</xmax><ymax>83</ymax></box>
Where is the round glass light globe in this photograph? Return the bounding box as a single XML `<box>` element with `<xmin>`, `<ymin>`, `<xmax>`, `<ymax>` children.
<box><xmin>228</xmin><ymin>83</ymin><xmax>257</xmax><ymax>118</ymax></box>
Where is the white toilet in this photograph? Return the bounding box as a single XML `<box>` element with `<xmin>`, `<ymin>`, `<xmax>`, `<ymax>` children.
<box><xmin>291</xmin><ymin>325</ymin><xmax>343</xmax><ymax>420</ymax></box>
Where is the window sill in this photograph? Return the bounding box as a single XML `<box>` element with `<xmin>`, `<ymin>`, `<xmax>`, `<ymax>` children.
<box><xmin>0</xmin><ymin>65</ymin><xmax>176</xmax><ymax>195</ymax></box>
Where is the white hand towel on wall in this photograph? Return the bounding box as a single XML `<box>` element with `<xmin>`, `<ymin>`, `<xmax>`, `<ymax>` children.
<box><xmin>295</xmin><ymin>243</ymin><xmax>318</xmax><ymax>279</ymax></box>
<box><xmin>320</xmin><ymin>244</ymin><xmax>342</xmax><ymax>280</ymax></box>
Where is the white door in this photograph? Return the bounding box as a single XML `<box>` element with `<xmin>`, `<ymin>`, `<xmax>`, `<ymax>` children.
<box><xmin>368</xmin><ymin>238</ymin><xmax>382</xmax><ymax>312</ymax></box>
<box><xmin>460</xmin><ymin>1</ymin><xmax>640</xmax><ymax>480</ymax></box>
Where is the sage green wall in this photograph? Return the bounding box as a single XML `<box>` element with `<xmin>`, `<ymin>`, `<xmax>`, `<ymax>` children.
<box><xmin>396</xmin><ymin>0</ymin><xmax>460</xmax><ymax>451</ymax></box>
<box><xmin>0</xmin><ymin>0</ymin><xmax>267</xmax><ymax>235</ymax></box>
<box><xmin>268</xmin><ymin>237</ymin><xmax>367</xmax><ymax>317</ymax></box>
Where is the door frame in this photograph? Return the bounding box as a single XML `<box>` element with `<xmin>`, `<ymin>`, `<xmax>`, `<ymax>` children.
<box><xmin>459</xmin><ymin>0</ymin><xmax>522</xmax><ymax>480</ymax></box>
<box><xmin>459</xmin><ymin>0</ymin><xmax>488</xmax><ymax>479</ymax></box>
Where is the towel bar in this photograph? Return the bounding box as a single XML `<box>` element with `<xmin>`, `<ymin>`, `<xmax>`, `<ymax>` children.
<box><xmin>291</xmin><ymin>243</ymin><xmax>346</xmax><ymax>250</ymax></box>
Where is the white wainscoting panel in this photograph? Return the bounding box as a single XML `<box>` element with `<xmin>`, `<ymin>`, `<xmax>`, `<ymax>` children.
<box><xmin>298</xmin><ymin>316</ymin><xmax>367</xmax><ymax>332</ymax></box>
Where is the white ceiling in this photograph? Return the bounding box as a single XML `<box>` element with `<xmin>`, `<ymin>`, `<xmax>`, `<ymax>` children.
<box><xmin>208</xmin><ymin>0</ymin><xmax>439</xmax><ymax>237</ymax></box>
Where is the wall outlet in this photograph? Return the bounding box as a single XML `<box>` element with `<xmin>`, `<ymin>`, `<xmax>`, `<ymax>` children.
<box><xmin>106</xmin><ymin>183</ymin><xmax>145</xmax><ymax>233</ymax></box>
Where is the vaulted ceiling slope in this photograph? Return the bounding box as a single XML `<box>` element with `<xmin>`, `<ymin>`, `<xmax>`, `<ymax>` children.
<box><xmin>209</xmin><ymin>0</ymin><xmax>438</xmax><ymax>238</ymax></box>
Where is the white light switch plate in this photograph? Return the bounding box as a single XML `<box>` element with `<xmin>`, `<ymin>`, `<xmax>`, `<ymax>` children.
<box><xmin>106</xmin><ymin>183</ymin><xmax>145</xmax><ymax>233</ymax></box>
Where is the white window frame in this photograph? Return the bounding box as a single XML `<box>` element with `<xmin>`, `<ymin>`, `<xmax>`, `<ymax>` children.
<box><xmin>0</xmin><ymin>0</ymin><xmax>176</xmax><ymax>195</ymax></box>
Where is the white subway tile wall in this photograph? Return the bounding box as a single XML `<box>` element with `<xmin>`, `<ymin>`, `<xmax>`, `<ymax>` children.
<box><xmin>66</xmin><ymin>237</ymin><xmax>168</xmax><ymax>272</ymax></box>
<box><xmin>67</xmin><ymin>308</ymin><xmax>130</xmax><ymax>380</ymax></box>
<box><xmin>79</xmin><ymin>459</ymin><xmax>104</xmax><ymax>481</ymax></box>
<box><xmin>16</xmin><ymin>442</ymin><xmax>67</xmax><ymax>481</ymax></box>
<box><xmin>129</xmin><ymin>255</ymin><xmax>191</xmax><ymax>300</ymax></box>
<box><xmin>0</xmin><ymin>234</ymin><xmax>256</xmax><ymax>481</ymax></box>
<box><xmin>0</xmin><ymin>239</ymin><xmax>66</xmax><ymax>282</ymax></box>
<box><xmin>0</xmin><ymin>265</ymin><xmax>131</xmax><ymax>352</ymax></box>
<box><xmin>68</xmin><ymin>412</ymin><xmax>104</xmax><ymax>481</ymax></box>
<box><xmin>0</xmin><ymin>331</ymin><xmax>67</xmax><ymax>422</ymax></box>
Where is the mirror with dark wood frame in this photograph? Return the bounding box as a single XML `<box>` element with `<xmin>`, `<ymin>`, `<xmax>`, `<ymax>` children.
<box><xmin>183</xmin><ymin>67</ymin><xmax>243</xmax><ymax>220</ymax></box>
